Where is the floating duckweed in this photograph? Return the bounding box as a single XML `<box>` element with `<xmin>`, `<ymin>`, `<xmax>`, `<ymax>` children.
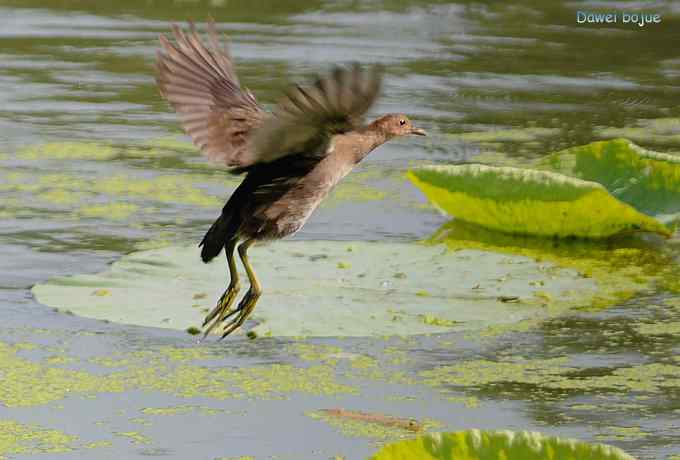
<box><xmin>216</xmin><ymin>456</ymin><xmax>255</xmax><ymax>460</ymax></box>
<box><xmin>420</xmin><ymin>353</ymin><xmax>680</xmax><ymax>399</ymax></box>
<box><xmin>0</xmin><ymin>340</ymin><xmax>355</xmax><ymax>408</ymax></box>
<box><xmin>114</xmin><ymin>431</ymin><xmax>151</xmax><ymax>445</ymax></box>
<box><xmin>94</xmin><ymin>174</ymin><xmax>222</xmax><ymax>208</ymax></box>
<box><xmin>635</xmin><ymin>321</ymin><xmax>680</xmax><ymax>336</ymax></box>
<box><xmin>287</xmin><ymin>343</ymin><xmax>344</xmax><ymax>362</ymax></box>
<box><xmin>596</xmin><ymin>426</ymin><xmax>649</xmax><ymax>442</ymax></box>
<box><xmin>79</xmin><ymin>203</ymin><xmax>138</xmax><ymax>220</ymax></box>
<box><xmin>569</xmin><ymin>404</ymin><xmax>599</xmax><ymax>411</ymax></box>
<box><xmin>17</xmin><ymin>142</ymin><xmax>117</xmax><ymax>160</ymax></box>
<box><xmin>444</xmin><ymin>396</ymin><xmax>479</xmax><ymax>408</ymax></box>
<box><xmin>144</xmin><ymin>136</ymin><xmax>196</xmax><ymax>153</ymax></box>
<box><xmin>0</xmin><ymin>342</ymin><xmax>125</xmax><ymax>407</ymax></box>
<box><xmin>141</xmin><ymin>405</ymin><xmax>223</xmax><ymax>416</ymax></box>
<box><xmin>350</xmin><ymin>355</ymin><xmax>379</xmax><ymax>369</ymax></box>
<box><xmin>595</xmin><ymin>120</ymin><xmax>680</xmax><ymax>146</ymax></box>
<box><xmin>328</xmin><ymin>182</ymin><xmax>386</xmax><ymax>203</ymax></box>
<box><xmin>419</xmin><ymin>314</ymin><xmax>459</xmax><ymax>328</ymax></box>
<box><xmin>419</xmin><ymin>357</ymin><xmax>576</xmax><ymax>390</ymax></box>
<box><xmin>45</xmin><ymin>355</ymin><xmax>75</xmax><ymax>365</ymax></box>
<box><xmin>450</xmin><ymin>127</ymin><xmax>560</xmax><ymax>144</ymax></box>
<box><xmin>0</xmin><ymin>420</ymin><xmax>78</xmax><ymax>458</ymax></box>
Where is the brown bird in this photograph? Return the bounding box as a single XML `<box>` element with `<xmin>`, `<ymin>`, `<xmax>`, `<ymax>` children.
<box><xmin>156</xmin><ymin>21</ymin><xmax>426</xmax><ymax>338</ymax></box>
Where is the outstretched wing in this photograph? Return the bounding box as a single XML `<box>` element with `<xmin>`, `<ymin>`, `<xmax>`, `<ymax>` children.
<box><xmin>243</xmin><ymin>63</ymin><xmax>383</xmax><ymax>167</ymax></box>
<box><xmin>156</xmin><ymin>20</ymin><xmax>267</xmax><ymax>167</ymax></box>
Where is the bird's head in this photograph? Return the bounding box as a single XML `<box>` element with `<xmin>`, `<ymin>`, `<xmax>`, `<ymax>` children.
<box><xmin>371</xmin><ymin>114</ymin><xmax>427</xmax><ymax>139</ymax></box>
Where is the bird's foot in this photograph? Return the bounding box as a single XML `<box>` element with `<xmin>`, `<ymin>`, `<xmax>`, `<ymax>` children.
<box><xmin>202</xmin><ymin>283</ymin><xmax>240</xmax><ymax>338</ymax></box>
<box><xmin>220</xmin><ymin>288</ymin><xmax>260</xmax><ymax>339</ymax></box>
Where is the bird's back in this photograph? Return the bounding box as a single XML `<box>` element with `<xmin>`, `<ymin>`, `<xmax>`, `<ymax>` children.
<box><xmin>232</xmin><ymin>136</ymin><xmax>364</xmax><ymax>240</ymax></box>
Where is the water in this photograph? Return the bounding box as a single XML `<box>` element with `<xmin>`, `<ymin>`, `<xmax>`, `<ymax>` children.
<box><xmin>0</xmin><ymin>1</ymin><xmax>679</xmax><ymax>459</ymax></box>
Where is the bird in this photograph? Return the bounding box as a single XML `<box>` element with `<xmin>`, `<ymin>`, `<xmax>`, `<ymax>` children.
<box><xmin>156</xmin><ymin>20</ymin><xmax>427</xmax><ymax>339</ymax></box>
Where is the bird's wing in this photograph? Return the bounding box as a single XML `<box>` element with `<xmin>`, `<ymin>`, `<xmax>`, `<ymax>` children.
<box><xmin>156</xmin><ymin>20</ymin><xmax>267</xmax><ymax>167</ymax></box>
<box><xmin>243</xmin><ymin>63</ymin><xmax>383</xmax><ymax>167</ymax></box>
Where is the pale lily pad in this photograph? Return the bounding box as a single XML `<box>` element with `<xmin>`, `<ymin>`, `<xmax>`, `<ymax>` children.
<box><xmin>32</xmin><ymin>240</ymin><xmax>599</xmax><ymax>337</ymax></box>
<box><xmin>408</xmin><ymin>164</ymin><xmax>669</xmax><ymax>239</ymax></box>
<box><xmin>369</xmin><ymin>430</ymin><xmax>634</xmax><ymax>460</ymax></box>
<box><xmin>541</xmin><ymin>138</ymin><xmax>680</xmax><ymax>216</ymax></box>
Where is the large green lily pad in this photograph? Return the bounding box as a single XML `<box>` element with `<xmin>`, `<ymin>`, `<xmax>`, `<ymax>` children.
<box><xmin>408</xmin><ymin>164</ymin><xmax>669</xmax><ymax>239</ymax></box>
<box><xmin>369</xmin><ymin>430</ymin><xmax>634</xmax><ymax>460</ymax></box>
<box><xmin>32</xmin><ymin>241</ymin><xmax>599</xmax><ymax>337</ymax></box>
<box><xmin>540</xmin><ymin>138</ymin><xmax>680</xmax><ymax>217</ymax></box>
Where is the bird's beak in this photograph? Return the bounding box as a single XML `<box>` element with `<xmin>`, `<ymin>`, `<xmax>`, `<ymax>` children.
<box><xmin>410</xmin><ymin>127</ymin><xmax>427</xmax><ymax>136</ymax></box>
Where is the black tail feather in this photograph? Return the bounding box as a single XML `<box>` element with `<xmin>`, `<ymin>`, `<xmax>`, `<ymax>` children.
<box><xmin>199</xmin><ymin>214</ymin><xmax>233</xmax><ymax>263</ymax></box>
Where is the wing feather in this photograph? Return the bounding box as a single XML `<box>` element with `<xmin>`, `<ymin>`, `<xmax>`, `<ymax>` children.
<box><xmin>244</xmin><ymin>63</ymin><xmax>383</xmax><ymax>166</ymax></box>
<box><xmin>158</xmin><ymin>22</ymin><xmax>383</xmax><ymax>172</ymax></box>
<box><xmin>156</xmin><ymin>20</ymin><xmax>266</xmax><ymax>167</ymax></box>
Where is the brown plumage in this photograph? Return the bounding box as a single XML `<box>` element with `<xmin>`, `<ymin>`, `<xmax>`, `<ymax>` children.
<box><xmin>157</xmin><ymin>20</ymin><xmax>426</xmax><ymax>338</ymax></box>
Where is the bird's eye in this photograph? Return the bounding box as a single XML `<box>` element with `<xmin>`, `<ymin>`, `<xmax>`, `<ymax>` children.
<box><xmin>399</xmin><ymin>119</ymin><xmax>406</xmax><ymax>126</ymax></box>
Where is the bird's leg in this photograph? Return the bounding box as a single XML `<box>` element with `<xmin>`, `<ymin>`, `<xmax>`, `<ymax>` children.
<box><xmin>202</xmin><ymin>239</ymin><xmax>240</xmax><ymax>337</ymax></box>
<box><xmin>221</xmin><ymin>239</ymin><xmax>261</xmax><ymax>339</ymax></box>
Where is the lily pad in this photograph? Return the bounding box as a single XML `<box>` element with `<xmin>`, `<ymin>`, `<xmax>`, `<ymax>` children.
<box><xmin>369</xmin><ymin>430</ymin><xmax>634</xmax><ymax>460</ymax></box>
<box><xmin>408</xmin><ymin>164</ymin><xmax>669</xmax><ymax>239</ymax></box>
<box><xmin>32</xmin><ymin>240</ymin><xmax>599</xmax><ymax>337</ymax></box>
<box><xmin>540</xmin><ymin>138</ymin><xmax>680</xmax><ymax>217</ymax></box>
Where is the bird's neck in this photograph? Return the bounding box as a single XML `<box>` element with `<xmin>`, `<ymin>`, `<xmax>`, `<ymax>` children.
<box><xmin>351</xmin><ymin>126</ymin><xmax>389</xmax><ymax>162</ymax></box>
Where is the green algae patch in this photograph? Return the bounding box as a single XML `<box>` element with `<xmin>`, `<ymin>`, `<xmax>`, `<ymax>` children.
<box><xmin>419</xmin><ymin>357</ymin><xmax>576</xmax><ymax>390</ymax></box>
<box><xmin>143</xmin><ymin>136</ymin><xmax>196</xmax><ymax>154</ymax></box>
<box><xmin>541</xmin><ymin>138</ymin><xmax>680</xmax><ymax>217</ymax></box>
<box><xmin>0</xmin><ymin>341</ymin><xmax>125</xmax><ymax>407</ymax></box>
<box><xmin>418</xmin><ymin>351</ymin><xmax>680</xmax><ymax>400</ymax></box>
<box><xmin>114</xmin><ymin>431</ymin><xmax>151</xmax><ymax>445</ymax></box>
<box><xmin>0</xmin><ymin>167</ymin><xmax>228</xmax><ymax>226</ymax></box>
<box><xmin>0</xmin><ymin>420</ymin><xmax>78</xmax><ymax>459</ymax></box>
<box><xmin>328</xmin><ymin>181</ymin><xmax>386</xmax><ymax>203</ymax></box>
<box><xmin>32</xmin><ymin>240</ymin><xmax>600</xmax><ymax>337</ymax></box>
<box><xmin>635</xmin><ymin>321</ymin><xmax>680</xmax><ymax>336</ymax></box>
<box><xmin>408</xmin><ymin>164</ymin><xmax>668</xmax><ymax>239</ymax></box>
<box><xmin>595</xmin><ymin>118</ymin><xmax>680</xmax><ymax>147</ymax></box>
<box><xmin>79</xmin><ymin>202</ymin><xmax>139</xmax><ymax>220</ymax></box>
<box><xmin>0</xmin><ymin>338</ymin><xmax>355</xmax><ymax>409</ymax></box>
<box><xmin>596</xmin><ymin>426</ymin><xmax>648</xmax><ymax>442</ymax></box>
<box><xmin>141</xmin><ymin>405</ymin><xmax>225</xmax><ymax>416</ymax></box>
<box><xmin>369</xmin><ymin>430</ymin><xmax>635</xmax><ymax>460</ymax></box>
<box><xmin>17</xmin><ymin>142</ymin><xmax>117</xmax><ymax>160</ymax></box>
<box><xmin>449</xmin><ymin>127</ymin><xmax>560</xmax><ymax>144</ymax></box>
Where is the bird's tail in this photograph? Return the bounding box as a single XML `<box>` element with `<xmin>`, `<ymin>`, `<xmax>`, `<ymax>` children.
<box><xmin>199</xmin><ymin>214</ymin><xmax>233</xmax><ymax>263</ymax></box>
